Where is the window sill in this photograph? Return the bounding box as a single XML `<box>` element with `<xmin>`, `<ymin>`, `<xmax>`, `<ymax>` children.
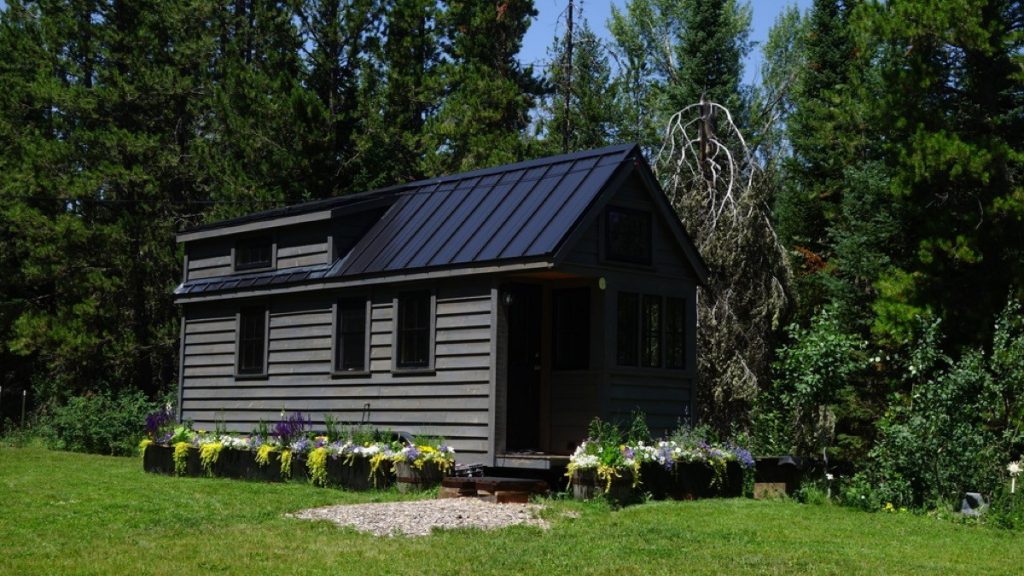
<box><xmin>232</xmin><ymin>265</ymin><xmax>275</xmax><ymax>274</ymax></box>
<box><xmin>234</xmin><ymin>372</ymin><xmax>269</xmax><ymax>381</ymax></box>
<box><xmin>391</xmin><ymin>367</ymin><xmax>436</xmax><ymax>376</ymax></box>
<box><xmin>331</xmin><ymin>370</ymin><xmax>371</xmax><ymax>379</ymax></box>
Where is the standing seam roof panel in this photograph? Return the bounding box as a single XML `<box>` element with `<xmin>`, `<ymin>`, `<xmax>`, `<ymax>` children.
<box><xmin>376</xmin><ymin>181</ymin><xmax>458</xmax><ymax>272</ymax></box>
<box><xmin>472</xmin><ymin>163</ymin><xmax>559</xmax><ymax>262</ymax></box>
<box><xmin>452</xmin><ymin>168</ymin><xmax>536</xmax><ymax>264</ymax></box>
<box><xmin>387</xmin><ymin>179</ymin><xmax>477</xmax><ymax>271</ymax></box>
<box><xmin>338</xmin><ymin>182</ymin><xmax>440</xmax><ymax>275</ymax></box>
<box><xmin>503</xmin><ymin>159</ymin><xmax>596</xmax><ymax>257</ymax></box>
<box><xmin>401</xmin><ymin>176</ymin><xmax>485</xmax><ymax>270</ymax></box>
<box><xmin>465</xmin><ymin>165</ymin><xmax>553</xmax><ymax>263</ymax></box>
<box><xmin>392</xmin><ymin>173</ymin><xmax>507</xmax><ymax>270</ymax></box>
<box><xmin>524</xmin><ymin>156</ymin><xmax>624</xmax><ymax>256</ymax></box>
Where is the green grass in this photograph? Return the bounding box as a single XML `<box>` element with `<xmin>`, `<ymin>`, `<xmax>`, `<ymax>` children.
<box><xmin>1</xmin><ymin>447</ymin><xmax>1022</xmax><ymax>575</ymax></box>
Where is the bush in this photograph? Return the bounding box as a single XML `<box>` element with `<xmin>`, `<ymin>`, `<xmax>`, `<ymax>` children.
<box><xmin>988</xmin><ymin>489</ymin><xmax>1024</xmax><ymax>530</ymax></box>
<box><xmin>50</xmin><ymin>389</ymin><xmax>159</xmax><ymax>456</ymax></box>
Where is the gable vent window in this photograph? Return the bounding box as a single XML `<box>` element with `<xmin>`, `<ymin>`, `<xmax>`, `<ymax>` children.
<box><xmin>235</xmin><ymin>237</ymin><xmax>273</xmax><ymax>271</ymax></box>
<box><xmin>335</xmin><ymin>298</ymin><xmax>368</xmax><ymax>373</ymax></box>
<box><xmin>605</xmin><ymin>206</ymin><xmax>652</xmax><ymax>265</ymax></box>
<box><xmin>236</xmin><ymin>307</ymin><xmax>267</xmax><ymax>377</ymax></box>
<box><xmin>395</xmin><ymin>291</ymin><xmax>433</xmax><ymax>370</ymax></box>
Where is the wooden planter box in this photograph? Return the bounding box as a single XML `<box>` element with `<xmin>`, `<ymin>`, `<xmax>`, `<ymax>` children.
<box><xmin>569</xmin><ymin>469</ymin><xmax>636</xmax><ymax>504</ymax></box>
<box><xmin>326</xmin><ymin>455</ymin><xmax>392</xmax><ymax>490</ymax></box>
<box><xmin>142</xmin><ymin>445</ymin><xmax>384</xmax><ymax>487</ymax></box>
<box><xmin>640</xmin><ymin>461</ymin><xmax>744</xmax><ymax>500</ymax></box>
<box><xmin>394</xmin><ymin>461</ymin><xmax>444</xmax><ymax>493</ymax></box>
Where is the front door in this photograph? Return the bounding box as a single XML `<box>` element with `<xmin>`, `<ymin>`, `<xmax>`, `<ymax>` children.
<box><xmin>505</xmin><ymin>283</ymin><xmax>542</xmax><ymax>452</ymax></box>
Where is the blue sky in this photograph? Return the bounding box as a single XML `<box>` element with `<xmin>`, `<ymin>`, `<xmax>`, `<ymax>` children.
<box><xmin>518</xmin><ymin>0</ymin><xmax>812</xmax><ymax>85</ymax></box>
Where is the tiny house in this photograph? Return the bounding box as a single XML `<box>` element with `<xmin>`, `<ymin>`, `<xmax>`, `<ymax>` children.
<box><xmin>174</xmin><ymin>144</ymin><xmax>707</xmax><ymax>468</ymax></box>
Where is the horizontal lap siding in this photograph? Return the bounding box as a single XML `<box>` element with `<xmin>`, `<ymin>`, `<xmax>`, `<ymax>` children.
<box><xmin>179</xmin><ymin>287</ymin><xmax>494</xmax><ymax>461</ymax></box>
<box><xmin>276</xmin><ymin>242</ymin><xmax>328</xmax><ymax>269</ymax></box>
<box><xmin>549</xmin><ymin>371</ymin><xmax>601</xmax><ymax>454</ymax></box>
<box><xmin>608</xmin><ymin>372</ymin><xmax>691</xmax><ymax>434</ymax></box>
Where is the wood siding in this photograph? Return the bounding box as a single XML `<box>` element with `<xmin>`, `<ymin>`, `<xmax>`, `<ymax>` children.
<box><xmin>178</xmin><ymin>282</ymin><xmax>495</xmax><ymax>461</ymax></box>
<box><xmin>184</xmin><ymin>224</ymin><xmax>330</xmax><ymax>281</ymax></box>
<box><xmin>562</xmin><ymin>175</ymin><xmax>696</xmax><ymax>282</ymax></box>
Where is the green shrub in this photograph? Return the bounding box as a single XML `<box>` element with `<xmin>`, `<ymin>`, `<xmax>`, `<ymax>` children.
<box><xmin>988</xmin><ymin>489</ymin><xmax>1024</xmax><ymax>530</ymax></box>
<box><xmin>50</xmin><ymin>389</ymin><xmax>159</xmax><ymax>456</ymax></box>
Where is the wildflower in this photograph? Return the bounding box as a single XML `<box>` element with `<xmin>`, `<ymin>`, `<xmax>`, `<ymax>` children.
<box><xmin>825</xmin><ymin>473</ymin><xmax>834</xmax><ymax>481</ymax></box>
<box><xmin>1008</xmin><ymin>461</ymin><xmax>1022</xmax><ymax>477</ymax></box>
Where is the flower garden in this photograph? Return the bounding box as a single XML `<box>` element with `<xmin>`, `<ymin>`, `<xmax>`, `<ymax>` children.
<box><xmin>139</xmin><ymin>407</ymin><xmax>456</xmax><ymax>492</ymax></box>
<box><xmin>139</xmin><ymin>406</ymin><xmax>758</xmax><ymax>503</ymax></box>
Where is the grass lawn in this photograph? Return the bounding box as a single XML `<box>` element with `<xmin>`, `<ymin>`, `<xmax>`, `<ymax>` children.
<box><xmin>1</xmin><ymin>447</ymin><xmax>1022</xmax><ymax>575</ymax></box>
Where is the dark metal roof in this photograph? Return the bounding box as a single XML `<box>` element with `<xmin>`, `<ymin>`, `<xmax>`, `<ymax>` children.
<box><xmin>332</xmin><ymin>144</ymin><xmax>638</xmax><ymax>277</ymax></box>
<box><xmin>176</xmin><ymin>144</ymin><xmax>643</xmax><ymax>296</ymax></box>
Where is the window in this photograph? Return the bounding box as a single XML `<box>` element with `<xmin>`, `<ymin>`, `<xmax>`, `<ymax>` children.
<box><xmin>605</xmin><ymin>206</ymin><xmax>651</xmax><ymax>264</ymax></box>
<box><xmin>235</xmin><ymin>236</ymin><xmax>273</xmax><ymax>271</ymax></box>
<box><xmin>615</xmin><ymin>292</ymin><xmax>686</xmax><ymax>370</ymax></box>
<box><xmin>334</xmin><ymin>298</ymin><xmax>368</xmax><ymax>373</ymax></box>
<box><xmin>616</xmin><ymin>292</ymin><xmax>640</xmax><ymax>366</ymax></box>
<box><xmin>665</xmin><ymin>297</ymin><xmax>686</xmax><ymax>369</ymax></box>
<box><xmin>552</xmin><ymin>288</ymin><xmax>590</xmax><ymax>370</ymax></box>
<box><xmin>236</xmin><ymin>307</ymin><xmax>267</xmax><ymax>376</ymax></box>
<box><xmin>641</xmin><ymin>295</ymin><xmax>662</xmax><ymax>368</ymax></box>
<box><xmin>395</xmin><ymin>291</ymin><xmax>432</xmax><ymax>370</ymax></box>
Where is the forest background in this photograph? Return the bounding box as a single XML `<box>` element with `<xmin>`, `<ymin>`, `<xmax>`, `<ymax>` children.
<box><xmin>1</xmin><ymin>0</ymin><xmax>1022</xmax><ymax>508</ymax></box>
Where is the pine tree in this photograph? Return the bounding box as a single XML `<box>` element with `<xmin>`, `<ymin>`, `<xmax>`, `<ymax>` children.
<box><xmin>539</xmin><ymin>16</ymin><xmax>616</xmax><ymax>153</ymax></box>
<box><xmin>422</xmin><ymin>0</ymin><xmax>545</xmax><ymax>174</ymax></box>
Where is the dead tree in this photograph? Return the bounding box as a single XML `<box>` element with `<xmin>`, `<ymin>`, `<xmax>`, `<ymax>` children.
<box><xmin>656</xmin><ymin>98</ymin><xmax>792</xmax><ymax>433</ymax></box>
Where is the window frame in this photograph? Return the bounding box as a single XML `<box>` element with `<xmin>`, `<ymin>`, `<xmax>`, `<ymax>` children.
<box><xmin>614</xmin><ymin>291</ymin><xmax>688</xmax><ymax>372</ymax></box>
<box><xmin>603</xmin><ymin>205</ymin><xmax>653</xmax><ymax>266</ymax></box>
<box><xmin>391</xmin><ymin>290</ymin><xmax>436</xmax><ymax>374</ymax></box>
<box><xmin>235</xmin><ymin>306</ymin><xmax>269</xmax><ymax>379</ymax></box>
<box><xmin>615</xmin><ymin>291</ymin><xmax>640</xmax><ymax>367</ymax></box>
<box><xmin>332</xmin><ymin>296</ymin><xmax>371</xmax><ymax>377</ymax></box>
<box><xmin>232</xmin><ymin>235</ymin><xmax>276</xmax><ymax>273</ymax></box>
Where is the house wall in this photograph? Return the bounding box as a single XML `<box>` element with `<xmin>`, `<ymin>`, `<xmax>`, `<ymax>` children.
<box><xmin>560</xmin><ymin>174</ymin><xmax>698</xmax><ymax>434</ymax></box>
<box><xmin>184</xmin><ymin>223</ymin><xmax>331</xmax><ymax>281</ymax></box>
<box><xmin>177</xmin><ymin>278</ymin><xmax>495</xmax><ymax>463</ymax></box>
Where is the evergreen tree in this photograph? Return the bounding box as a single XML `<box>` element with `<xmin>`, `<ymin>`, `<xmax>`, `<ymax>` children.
<box><xmin>853</xmin><ymin>0</ymin><xmax>1024</xmax><ymax>348</ymax></box>
<box><xmin>607</xmin><ymin>0</ymin><xmax>751</xmax><ymax>148</ymax></box>
<box><xmin>422</xmin><ymin>0</ymin><xmax>545</xmax><ymax>174</ymax></box>
<box><xmin>538</xmin><ymin>16</ymin><xmax>616</xmax><ymax>153</ymax></box>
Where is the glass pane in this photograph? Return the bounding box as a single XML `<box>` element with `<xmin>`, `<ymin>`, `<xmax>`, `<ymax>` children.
<box><xmin>665</xmin><ymin>297</ymin><xmax>686</xmax><ymax>369</ymax></box>
<box><xmin>641</xmin><ymin>295</ymin><xmax>661</xmax><ymax>368</ymax></box>
<box><xmin>238</xmin><ymin>308</ymin><xmax>265</xmax><ymax>374</ymax></box>
<box><xmin>397</xmin><ymin>292</ymin><xmax>431</xmax><ymax>368</ymax></box>
<box><xmin>605</xmin><ymin>207</ymin><xmax>652</xmax><ymax>264</ymax></box>
<box><xmin>337</xmin><ymin>298</ymin><xmax>366</xmax><ymax>371</ymax></box>
<box><xmin>235</xmin><ymin>237</ymin><xmax>272</xmax><ymax>270</ymax></box>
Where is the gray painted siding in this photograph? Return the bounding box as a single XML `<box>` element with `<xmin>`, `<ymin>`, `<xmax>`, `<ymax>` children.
<box><xmin>562</xmin><ymin>176</ymin><xmax>696</xmax><ymax>282</ymax></box>
<box><xmin>184</xmin><ymin>225</ymin><xmax>330</xmax><ymax>281</ymax></box>
<box><xmin>178</xmin><ymin>283</ymin><xmax>494</xmax><ymax>461</ymax></box>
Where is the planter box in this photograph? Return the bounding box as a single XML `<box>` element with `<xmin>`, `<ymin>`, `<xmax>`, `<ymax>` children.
<box><xmin>143</xmin><ymin>444</ymin><xmax>202</xmax><ymax>476</ymax></box>
<box><xmin>640</xmin><ymin>461</ymin><xmax>744</xmax><ymax>500</ymax></box>
<box><xmin>569</xmin><ymin>469</ymin><xmax>636</xmax><ymax>504</ymax></box>
<box><xmin>326</xmin><ymin>455</ymin><xmax>391</xmax><ymax>490</ymax></box>
<box><xmin>394</xmin><ymin>461</ymin><xmax>444</xmax><ymax>493</ymax></box>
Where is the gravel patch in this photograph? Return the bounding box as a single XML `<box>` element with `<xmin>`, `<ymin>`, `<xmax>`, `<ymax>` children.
<box><xmin>290</xmin><ymin>498</ymin><xmax>548</xmax><ymax>537</ymax></box>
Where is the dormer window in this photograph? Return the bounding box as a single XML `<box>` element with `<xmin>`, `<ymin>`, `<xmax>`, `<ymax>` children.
<box><xmin>235</xmin><ymin>236</ymin><xmax>273</xmax><ymax>271</ymax></box>
<box><xmin>605</xmin><ymin>206</ymin><xmax>652</xmax><ymax>265</ymax></box>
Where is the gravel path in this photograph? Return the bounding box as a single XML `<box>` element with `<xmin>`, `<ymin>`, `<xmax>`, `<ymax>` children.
<box><xmin>290</xmin><ymin>498</ymin><xmax>548</xmax><ymax>537</ymax></box>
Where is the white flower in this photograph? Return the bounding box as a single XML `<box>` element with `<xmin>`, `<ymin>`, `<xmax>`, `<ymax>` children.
<box><xmin>825</xmin><ymin>473</ymin><xmax>834</xmax><ymax>481</ymax></box>
<box><xmin>1008</xmin><ymin>461</ymin><xmax>1022</xmax><ymax>477</ymax></box>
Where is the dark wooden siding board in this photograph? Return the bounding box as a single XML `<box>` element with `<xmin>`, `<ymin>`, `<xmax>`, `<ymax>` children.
<box><xmin>179</xmin><ymin>280</ymin><xmax>496</xmax><ymax>464</ymax></box>
<box><xmin>183</xmin><ymin>382</ymin><xmax>490</xmax><ymax>400</ymax></box>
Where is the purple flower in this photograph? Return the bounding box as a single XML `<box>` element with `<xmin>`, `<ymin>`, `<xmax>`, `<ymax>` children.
<box><xmin>271</xmin><ymin>412</ymin><xmax>310</xmax><ymax>445</ymax></box>
<box><xmin>145</xmin><ymin>406</ymin><xmax>175</xmax><ymax>440</ymax></box>
<box><xmin>729</xmin><ymin>444</ymin><xmax>755</xmax><ymax>469</ymax></box>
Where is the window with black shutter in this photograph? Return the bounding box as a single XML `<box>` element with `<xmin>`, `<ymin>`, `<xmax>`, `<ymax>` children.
<box><xmin>396</xmin><ymin>291</ymin><xmax>432</xmax><ymax>369</ymax></box>
<box><xmin>237</xmin><ymin>307</ymin><xmax>267</xmax><ymax>376</ymax></box>
<box><xmin>334</xmin><ymin>298</ymin><xmax>367</xmax><ymax>373</ymax></box>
